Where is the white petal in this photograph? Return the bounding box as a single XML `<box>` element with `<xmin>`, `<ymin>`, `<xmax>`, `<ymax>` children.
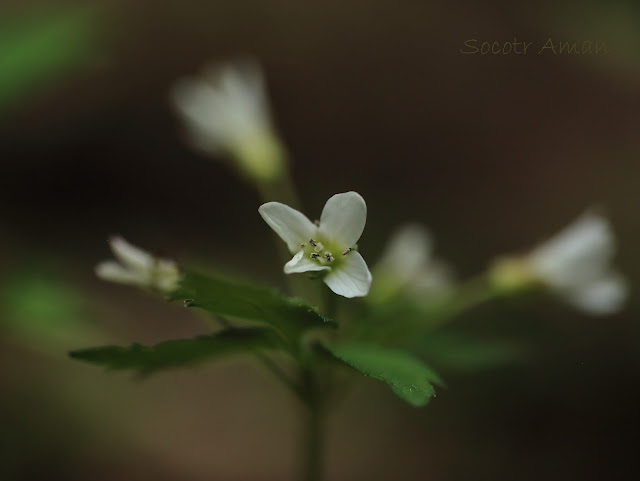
<box><xmin>171</xmin><ymin>60</ymin><xmax>271</xmax><ymax>155</ymax></box>
<box><xmin>170</xmin><ymin>78</ymin><xmax>228</xmax><ymax>153</ymax></box>
<box><xmin>411</xmin><ymin>260</ymin><xmax>455</xmax><ymax>294</ymax></box>
<box><xmin>377</xmin><ymin>224</ymin><xmax>434</xmax><ymax>284</ymax></box>
<box><xmin>216</xmin><ymin>60</ymin><xmax>269</xmax><ymax>127</ymax></box>
<box><xmin>284</xmin><ymin>251</ymin><xmax>331</xmax><ymax>274</ymax></box>
<box><xmin>259</xmin><ymin>202</ymin><xmax>317</xmax><ymax>253</ymax></box>
<box><xmin>95</xmin><ymin>260</ymin><xmax>148</xmax><ymax>286</ymax></box>
<box><xmin>530</xmin><ymin>210</ymin><xmax>615</xmax><ymax>288</ymax></box>
<box><xmin>108</xmin><ymin>236</ymin><xmax>154</xmax><ymax>272</ymax></box>
<box><xmin>323</xmin><ymin>251</ymin><xmax>372</xmax><ymax>298</ymax></box>
<box><xmin>565</xmin><ymin>272</ymin><xmax>628</xmax><ymax>315</ymax></box>
<box><xmin>319</xmin><ymin>192</ymin><xmax>367</xmax><ymax>248</ymax></box>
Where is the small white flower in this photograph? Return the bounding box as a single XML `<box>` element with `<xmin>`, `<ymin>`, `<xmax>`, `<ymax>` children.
<box><xmin>371</xmin><ymin>224</ymin><xmax>453</xmax><ymax>302</ymax></box>
<box><xmin>259</xmin><ymin>192</ymin><xmax>372</xmax><ymax>298</ymax></box>
<box><xmin>492</xmin><ymin>210</ymin><xmax>628</xmax><ymax>315</ymax></box>
<box><xmin>527</xmin><ymin>210</ymin><xmax>628</xmax><ymax>314</ymax></box>
<box><xmin>171</xmin><ymin>59</ymin><xmax>286</xmax><ymax>183</ymax></box>
<box><xmin>95</xmin><ymin>236</ymin><xmax>180</xmax><ymax>294</ymax></box>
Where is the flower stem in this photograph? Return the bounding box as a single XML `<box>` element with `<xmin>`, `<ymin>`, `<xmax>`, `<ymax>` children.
<box><xmin>300</xmin><ymin>367</ymin><xmax>323</xmax><ymax>481</ymax></box>
<box><xmin>430</xmin><ymin>274</ymin><xmax>499</xmax><ymax>328</ymax></box>
<box><xmin>256</xmin><ymin>170</ymin><xmax>301</xmax><ymax>211</ymax></box>
<box><xmin>210</xmin><ymin>315</ymin><xmax>306</xmax><ymax>401</ymax></box>
<box><xmin>323</xmin><ymin>285</ymin><xmax>339</xmax><ymax>319</ymax></box>
<box><xmin>253</xmin><ymin>153</ymin><xmax>326</xmax><ymax>480</ymax></box>
<box><xmin>255</xmin><ymin>351</ymin><xmax>306</xmax><ymax>401</ymax></box>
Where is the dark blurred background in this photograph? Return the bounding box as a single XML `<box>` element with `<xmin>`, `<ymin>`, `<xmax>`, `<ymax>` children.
<box><xmin>1</xmin><ymin>0</ymin><xmax>640</xmax><ymax>480</ymax></box>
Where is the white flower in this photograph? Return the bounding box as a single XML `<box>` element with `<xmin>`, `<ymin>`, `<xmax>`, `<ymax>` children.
<box><xmin>371</xmin><ymin>224</ymin><xmax>453</xmax><ymax>302</ymax></box>
<box><xmin>95</xmin><ymin>236</ymin><xmax>180</xmax><ymax>294</ymax></box>
<box><xmin>491</xmin><ymin>210</ymin><xmax>628</xmax><ymax>315</ymax></box>
<box><xmin>259</xmin><ymin>192</ymin><xmax>372</xmax><ymax>298</ymax></box>
<box><xmin>528</xmin><ymin>210</ymin><xmax>627</xmax><ymax>314</ymax></box>
<box><xmin>171</xmin><ymin>59</ymin><xmax>286</xmax><ymax>183</ymax></box>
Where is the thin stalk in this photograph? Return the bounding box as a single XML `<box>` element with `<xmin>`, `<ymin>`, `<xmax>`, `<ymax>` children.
<box><xmin>429</xmin><ymin>274</ymin><xmax>499</xmax><ymax>328</ymax></box>
<box><xmin>255</xmin><ymin>351</ymin><xmax>306</xmax><ymax>402</ymax></box>
<box><xmin>323</xmin><ymin>285</ymin><xmax>339</xmax><ymax>319</ymax></box>
<box><xmin>257</xmin><ymin>170</ymin><xmax>301</xmax><ymax>210</ymax></box>
<box><xmin>255</xmin><ymin>163</ymin><xmax>327</xmax><ymax>481</ymax></box>
<box><xmin>211</xmin><ymin>315</ymin><xmax>305</xmax><ymax>401</ymax></box>
<box><xmin>300</xmin><ymin>367</ymin><xmax>323</xmax><ymax>481</ymax></box>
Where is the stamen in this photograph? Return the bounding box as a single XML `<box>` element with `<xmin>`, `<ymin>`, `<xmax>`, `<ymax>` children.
<box><xmin>325</xmin><ymin>252</ymin><xmax>334</xmax><ymax>262</ymax></box>
<box><xmin>309</xmin><ymin>239</ymin><xmax>317</xmax><ymax>247</ymax></box>
<box><xmin>310</xmin><ymin>252</ymin><xmax>321</xmax><ymax>260</ymax></box>
<box><xmin>342</xmin><ymin>247</ymin><xmax>353</xmax><ymax>256</ymax></box>
<box><xmin>300</xmin><ymin>242</ymin><xmax>307</xmax><ymax>248</ymax></box>
<box><xmin>314</xmin><ymin>219</ymin><xmax>320</xmax><ymax>227</ymax></box>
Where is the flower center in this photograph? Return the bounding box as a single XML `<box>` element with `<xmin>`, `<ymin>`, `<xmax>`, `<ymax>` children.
<box><xmin>300</xmin><ymin>237</ymin><xmax>354</xmax><ymax>269</ymax></box>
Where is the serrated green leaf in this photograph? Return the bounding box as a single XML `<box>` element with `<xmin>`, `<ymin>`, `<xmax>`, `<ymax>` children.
<box><xmin>69</xmin><ymin>328</ymin><xmax>277</xmax><ymax>375</ymax></box>
<box><xmin>324</xmin><ymin>341</ymin><xmax>442</xmax><ymax>407</ymax></box>
<box><xmin>171</xmin><ymin>271</ymin><xmax>335</xmax><ymax>344</ymax></box>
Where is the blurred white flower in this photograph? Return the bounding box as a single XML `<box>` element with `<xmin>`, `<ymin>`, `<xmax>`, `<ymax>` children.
<box><xmin>491</xmin><ymin>210</ymin><xmax>628</xmax><ymax>315</ymax></box>
<box><xmin>171</xmin><ymin>59</ymin><xmax>286</xmax><ymax>183</ymax></box>
<box><xmin>371</xmin><ymin>224</ymin><xmax>453</xmax><ymax>302</ymax></box>
<box><xmin>95</xmin><ymin>236</ymin><xmax>180</xmax><ymax>294</ymax></box>
<box><xmin>259</xmin><ymin>192</ymin><xmax>372</xmax><ymax>298</ymax></box>
<box><xmin>528</xmin><ymin>210</ymin><xmax>627</xmax><ymax>314</ymax></box>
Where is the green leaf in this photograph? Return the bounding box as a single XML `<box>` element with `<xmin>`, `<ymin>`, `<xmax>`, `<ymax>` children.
<box><xmin>69</xmin><ymin>328</ymin><xmax>278</xmax><ymax>376</ymax></box>
<box><xmin>171</xmin><ymin>271</ymin><xmax>335</xmax><ymax>344</ymax></box>
<box><xmin>323</xmin><ymin>341</ymin><xmax>443</xmax><ymax>407</ymax></box>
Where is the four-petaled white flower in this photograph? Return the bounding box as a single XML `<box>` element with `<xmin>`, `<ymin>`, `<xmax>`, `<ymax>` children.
<box><xmin>371</xmin><ymin>224</ymin><xmax>453</xmax><ymax>302</ymax></box>
<box><xmin>528</xmin><ymin>210</ymin><xmax>628</xmax><ymax>315</ymax></box>
<box><xmin>95</xmin><ymin>236</ymin><xmax>180</xmax><ymax>294</ymax></box>
<box><xmin>171</xmin><ymin>59</ymin><xmax>286</xmax><ymax>183</ymax></box>
<box><xmin>259</xmin><ymin>192</ymin><xmax>372</xmax><ymax>298</ymax></box>
<box><xmin>492</xmin><ymin>210</ymin><xmax>628</xmax><ymax>315</ymax></box>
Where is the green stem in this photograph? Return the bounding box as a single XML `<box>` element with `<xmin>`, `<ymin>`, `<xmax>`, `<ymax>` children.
<box><xmin>300</xmin><ymin>367</ymin><xmax>323</xmax><ymax>481</ymax></box>
<box><xmin>211</xmin><ymin>315</ymin><xmax>305</xmax><ymax>401</ymax></box>
<box><xmin>323</xmin><ymin>285</ymin><xmax>339</xmax><ymax>319</ymax></box>
<box><xmin>430</xmin><ymin>274</ymin><xmax>499</xmax><ymax>328</ymax></box>
<box><xmin>255</xmin><ymin>351</ymin><xmax>306</xmax><ymax>401</ymax></box>
<box><xmin>257</xmin><ymin>170</ymin><xmax>301</xmax><ymax>211</ymax></box>
<box><xmin>252</xmin><ymin>153</ymin><xmax>326</xmax><ymax>481</ymax></box>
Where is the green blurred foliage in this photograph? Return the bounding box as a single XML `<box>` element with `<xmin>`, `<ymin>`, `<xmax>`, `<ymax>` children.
<box><xmin>416</xmin><ymin>331</ymin><xmax>528</xmax><ymax>372</ymax></box>
<box><xmin>0</xmin><ymin>4</ymin><xmax>103</xmax><ymax>113</ymax></box>
<box><xmin>1</xmin><ymin>268</ymin><xmax>105</xmax><ymax>353</ymax></box>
